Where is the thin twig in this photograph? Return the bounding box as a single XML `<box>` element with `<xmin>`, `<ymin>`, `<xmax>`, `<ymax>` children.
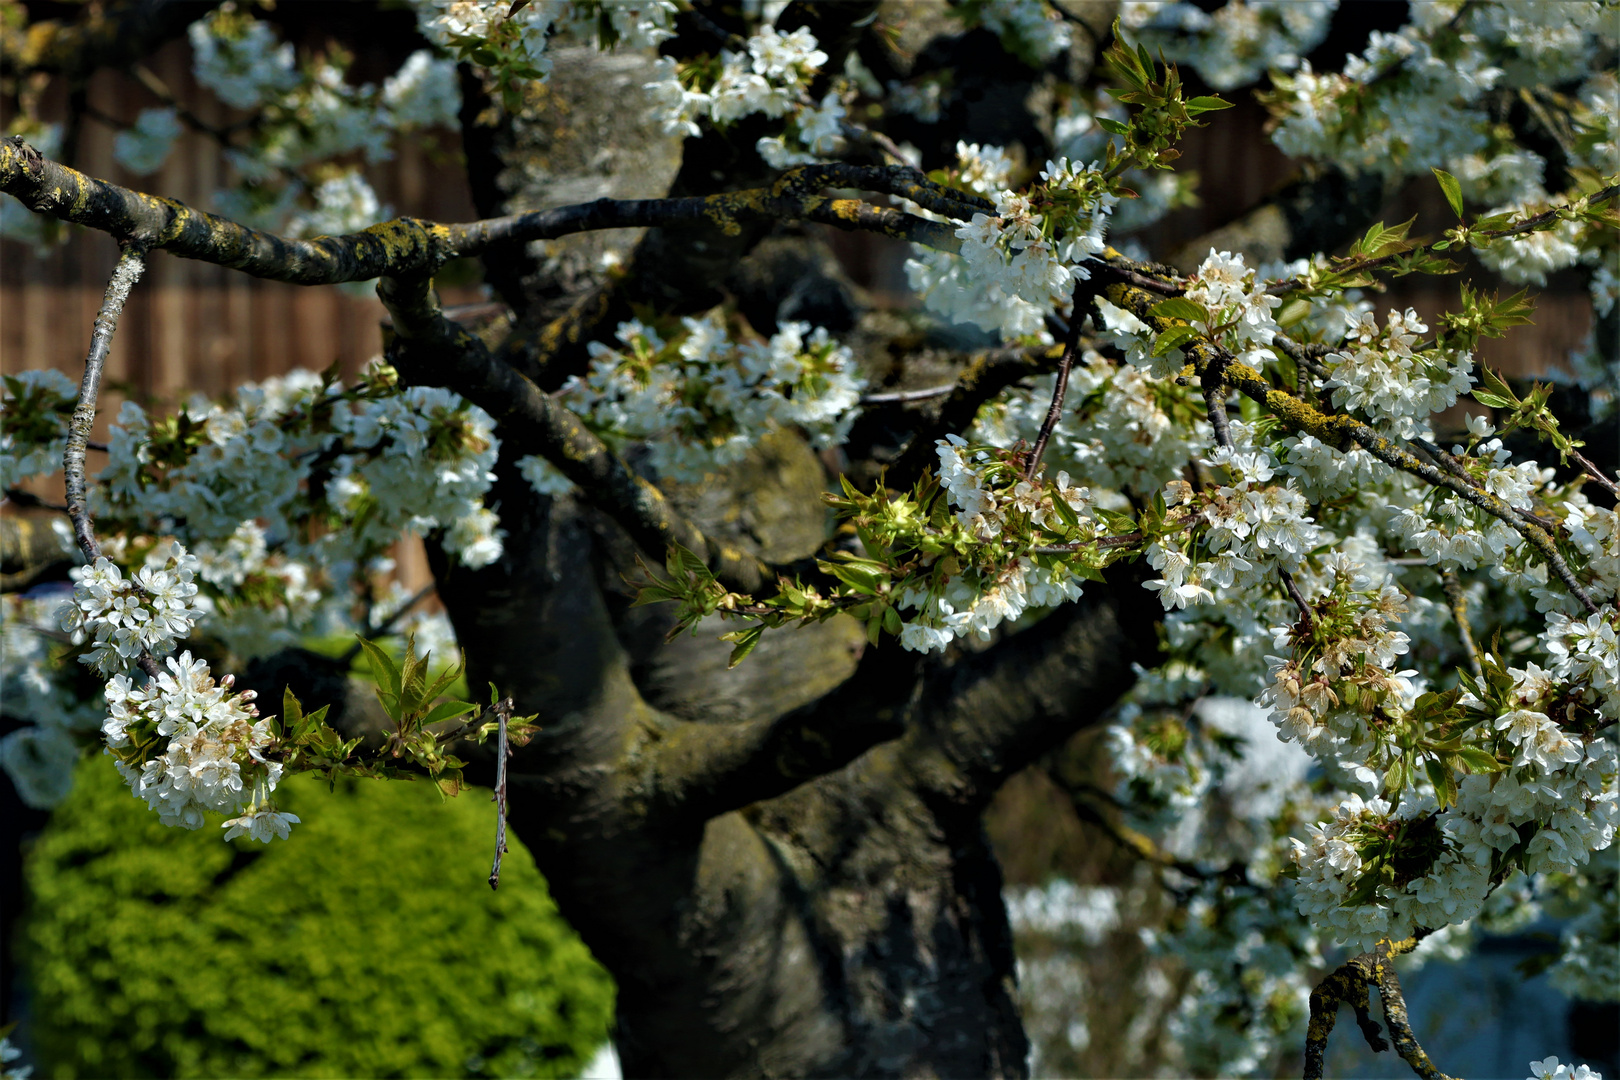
<box><xmin>1440</xmin><ymin>570</ymin><xmax>1484</xmax><ymax>680</ymax></box>
<box><xmin>859</xmin><ymin>384</ymin><xmax>958</xmax><ymax>405</ymax></box>
<box><xmin>1279</xmin><ymin>567</ymin><xmax>1315</xmax><ymax>635</ymax></box>
<box><xmin>339</xmin><ymin>584</ymin><xmax>439</xmax><ymax>665</ymax></box>
<box><xmin>64</xmin><ymin>242</ymin><xmax>161</xmax><ymax>680</ymax></box>
<box><xmin>488</xmin><ymin>696</ymin><xmax>516</xmax><ymax>890</ymax></box>
<box><xmin>65</xmin><ymin>244</ymin><xmax>144</xmax><ymax>563</ymax></box>
<box><xmin>1029</xmin><ymin>532</ymin><xmax>1145</xmax><ymax>554</ymax></box>
<box><xmin>1026</xmin><ymin>279</ymin><xmax>1088</xmax><ymax>479</ymax></box>
<box><xmin>1568</xmin><ymin>446</ymin><xmax>1620</xmax><ymax>501</ymax></box>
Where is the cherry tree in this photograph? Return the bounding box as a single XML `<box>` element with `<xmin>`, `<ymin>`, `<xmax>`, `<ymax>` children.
<box><xmin>1</xmin><ymin>1</ymin><xmax>1616</xmax><ymax>1076</ymax></box>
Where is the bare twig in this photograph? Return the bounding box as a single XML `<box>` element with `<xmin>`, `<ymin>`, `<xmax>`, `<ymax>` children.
<box><xmin>1568</xmin><ymin>446</ymin><xmax>1620</xmax><ymax>501</ymax></box>
<box><xmin>1025</xmin><ymin>279</ymin><xmax>1088</xmax><ymax>479</ymax></box>
<box><xmin>1279</xmin><ymin>567</ymin><xmax>1315</xmax><ymax>635</ymax></box>
<box><xmin>859</xmin><ymin>384</ymin><xmax>958</xmax><ymax>405</ymax></box>
<box><xmin>63</xmin><ymin>242</ymin><xmax>161</xmax><ymax>680</ymax></box>
<box><xmin>1202</xmin><ymin>349</ymin><xmax>1236</xmax><ymax>450</ymax></box>
<box><xmin>488</xmin><ymin>696</ymin><xmax>516</xmax><ymax>890</ymax></box>
<box><xmin>1028</xmin><ymin>532</ymin><xmax>1145</xmax><ymax>554</ymax></box>
<box><xmin>1440</xmin><ymin>570</ymin><xmax>1484</xmax><ymax>680</ymax></box>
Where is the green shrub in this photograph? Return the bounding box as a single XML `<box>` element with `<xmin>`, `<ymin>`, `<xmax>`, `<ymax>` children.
<box><xmin>22</xmin><ymin>757</ymin><xmax>614</xmax><ymax>1079</ymax></box>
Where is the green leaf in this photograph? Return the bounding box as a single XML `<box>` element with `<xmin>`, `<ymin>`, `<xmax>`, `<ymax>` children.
<box><xmin>1095</xmin><ymin>116</ymin><xmax>1130</xmax><ymax>136</ymax></box>
<box><xmin>1471</xmin><ymin>392</ymin><xmax>1513</xmax><ymax>408</ymax></box>
<box><xmin>1149</xmin><ymin>297</ymin><xmax>1207</xmax><ymax>323</ymax></box>
<box><xmin>1153</xmin><ymin>325</ymin><xmax>1199</xmax><ymax>356</ymax></box>
<box><xmin>1456</xmin><ymin>746</ymin><xmax>1507</xmax><ymax>773</ymax></box>
<box><xmin>282</xmin><ymin>686</ymin><xmax>304</xmax><ymax>738</ymax></box>
<box><xmin>720</xmin><ymin>625</ymin><xmax>764</xmax><ymax>669</ymax></box>
<box><xmin>421</xmin><ymin>700</ymin><xmax>479</xmax><ymax>728</ymax></box>
<box><xmin>1382</xmin><ymin>757</ymin><xmax>1406</xmax><ymax>795</ymax></box>
<box><xmin>1432</xmin><ymin>167</ymin><xmax>1464</xmax><ymax>217</ymax></box>
<box><xmin>356</xmin><ymin>636</ymin><xmax>402</xmax><ymax>708</ymax></box>
<box><xmin>1425</xmin><ymin>756</ymin><xmax>1458</xmax><ymax>808</ymax></box>
<box><xmin>1184</xmin><ymin>95</ymin><xmax>1233</xmax><ymax>114</ymax></box>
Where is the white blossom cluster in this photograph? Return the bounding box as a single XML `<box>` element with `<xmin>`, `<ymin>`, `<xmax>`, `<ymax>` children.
<box><xmin>893</xmin><ymin>437</ymin><xmax>1094</xmax><ymax>654</ymax></box>
<box><xmin>112</xmin><ymin>108</ymin><xmax>185</xmax><ymax>176</ymax></box>
<box><xmin>182</xmin><ymin>10</ymin><xmax>463</xmax><ymax>235</ymax></box>
<box><xmin>971</xmin><ymin>359</ymin><xmax>1209</xmax><ymax>502</ymax></box>
<box><xmin>1145</xmin><ymin>425</ymin><xmax>1321</xmax><ymax>612</ymax></box>
<box><xmin>535</xmin><ymin>314</ymin><xmax>863</xmax><ymax>488</ymax></box>
<box><xmin>1267</xmin><ymin>30</ymin><xmax>1501</xmax><ymax>177</ymax></box>
<box><xmin>1474</xmin><ymin>192</ymin><xmax>1587</xmax><ymax>286</ymax></box>
<box><xmin>1087</xmin><ymin>249</ymin><xmax>1281</xmax><ymax>382</ymax></box>
<box><xmin>1101</xmin><ymin>698</ymin><xmax>1327</xmax><ymax>1075</ymax></box>
<box><xmin>417</xmin><ymin>0</ymin><xmax>676</xmax><ymax>84</ymax></box>
<box><xmin>188</xmin><ymin>11</ymin><xmax>299</xmax><ymax>110</ymax></box>
<box><xmin>1321</xmin><ymin>307</ymin><xmax>1474</xmax><ymax>438</ymax></box>
<box><xmin>42</xmin><ymin>531</ymin><xmax>303</xmax><ymax>842</ymax></box>
<box><xmin>1120</xmin><ymin>0</ymin><xmax>1337</xmax><ymax>92</ymax></box>
<box><xmin>1528</xmin><ymin>1060</ymin><xmax>1605</xmax><ymax>1080</ymax></box>
<box><xmin>191</xmin><ymin>520</ymin><xmax>323</xmax><ymax>660</ymax></box>
<box><xmin>969</xmin><ymin>0</ymin><xmax>1074</xmax><ymax>66</ymax></box>
<box><xmin>103</xmin><ymin>649</ymin><xmax>297</xmax><ymax>842</ymax></box>
<box><xmin>97</xmin><ymin>366</ymin><xmax>505</xmax><ymax>575</ymax></box>
<box><xmin>907</xmin><ymin>149</ymin><xmax>1118</xmax><ymax>341</ymax></box>
<box><xmin>641</xmin><ymin>23</ymin><xmax>843</xmax><ymax>168</ymax></box>
<box><xmin>58</xmin><ymin>546</ymin><xmax>207</xmax><ymax>678</ymax></box>
<box><xmin>1259</xmin><ymin>557</ymin><xmax>1618</xmax><ymax>952</ymax></box>
<box><xmin>1547</xmin><ymin>855</ymin><xmax>1620</xmax><ymax>1003</ymax></box>
<box><xmin>1261</xmin><ymin>559</ymin><xmax>1418</xmax><ymax>758</ymax></box>
<box><xmin>1262</xmin><ymin>0</ymin><xmax>1614</xmax><ymax>225</ymax></box>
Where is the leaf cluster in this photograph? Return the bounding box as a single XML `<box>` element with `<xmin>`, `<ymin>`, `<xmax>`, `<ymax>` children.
<box><xmin>1098</xmin><ymin>21</ymin><xmax>1231</xmax><ymax>179</ymax></box>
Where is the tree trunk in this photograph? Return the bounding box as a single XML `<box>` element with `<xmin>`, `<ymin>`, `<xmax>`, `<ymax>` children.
<box><xmin>426</xmin><ymin>429</ymin><xmax>1158</xmax><ymax>1077</ymax></box>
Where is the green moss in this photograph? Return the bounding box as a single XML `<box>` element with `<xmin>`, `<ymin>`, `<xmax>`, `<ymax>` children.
<box><xmin>22</xmin><ymin>758</ymin><xmax>613</xmax><ymax>1079</ymax></box>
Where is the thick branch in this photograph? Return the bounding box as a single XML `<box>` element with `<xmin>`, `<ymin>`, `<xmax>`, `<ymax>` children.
<box><xmin>900</xmin><ymin>562</ymin><xmax>1162</xmax><ymax>808</ymax></box>
<box><xmin>1304</xmin><ymin>938</ymin><xmax>1454</xmax><ymax>1080</ymax></box>
<box><xmin>648</xmin><ymin>640</ymin><xmax>920</xmax><ymax>821</ymax></box>
<box><xmin>376</xmin><ymin>274</ymin><xmax>773</xmax><ymax>594</ymax></box>
<box><xmin>1</xmin><ymin>141</ymin><xmax>962</xmax><ymax>286</ymax></box>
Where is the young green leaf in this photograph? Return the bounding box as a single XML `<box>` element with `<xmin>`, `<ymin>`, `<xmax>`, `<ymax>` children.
<box><xmin>1432</xmin><ymin>167</ymin><xmax>1464</xmax><ymax>218</ymax></box>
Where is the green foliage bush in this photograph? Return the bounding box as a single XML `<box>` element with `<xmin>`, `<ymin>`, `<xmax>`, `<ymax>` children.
<box><xmin>22</xmin><ymin>757</ymin><xmax>614</xmax><ymax>1079</ymax></box>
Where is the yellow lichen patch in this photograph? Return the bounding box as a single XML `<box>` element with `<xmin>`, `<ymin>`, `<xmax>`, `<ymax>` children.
<box><xmin>703</xmin><ymin>189</ymin><xmax>770</xmax><ymax>237</ymax></box>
